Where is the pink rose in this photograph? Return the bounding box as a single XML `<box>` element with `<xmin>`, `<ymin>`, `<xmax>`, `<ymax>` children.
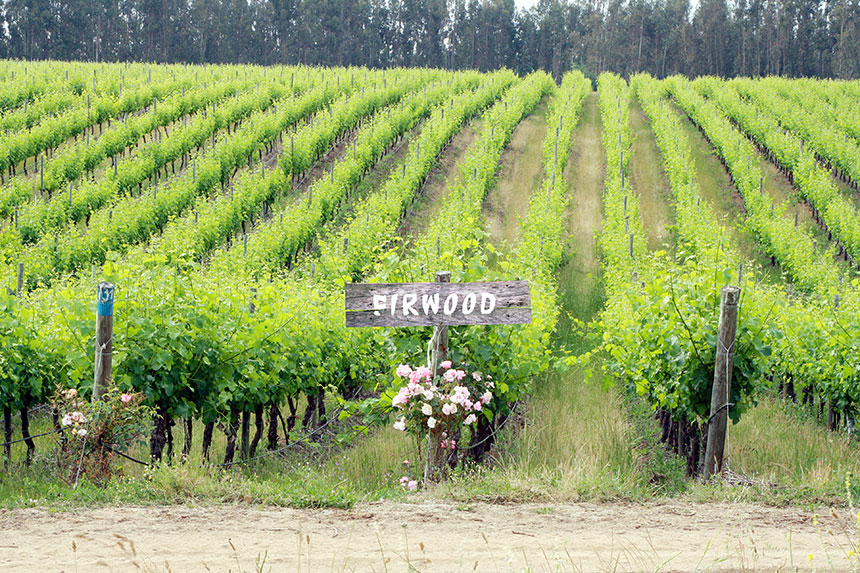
<box><xmin>407</xmin><ymin>480</ymin><xmax>418</xmax><ymax>491</ymax></box>
<box><xmin>414</xmin><ymin>366</ymin><xmax>433</xmax><ymax>381</ymax></box>
<box><xmin>391</xmin><ymin>389</ymin><xmax>409</xmax><ymax>408</ymax></box>
<box><xmin>440</xmin><ymin>360</ymin><xmax>452</xmax><ymax>369</ymax></box>
<box><xmin>463</xmin><ymin>414</ymin><xmax>477</xmax><ymax>425</ymax></box>
<box><xmin>120</xmin><ymin>393</ymin><xmax>133</xmax><ymax>404</ymax></box>
<box><xmin>396</xmin><ymin>364</ymin><xmax>413</xmax><ymax>378</ymax></box>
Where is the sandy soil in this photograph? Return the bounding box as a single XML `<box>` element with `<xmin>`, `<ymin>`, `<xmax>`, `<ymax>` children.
<box><xmin>0</xmin><ymin>500</ymin><xmax>856</xmax><ymax>572</ymax></box>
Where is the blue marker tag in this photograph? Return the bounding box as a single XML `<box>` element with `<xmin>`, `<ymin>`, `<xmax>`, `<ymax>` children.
<box><xmin>96</xmin><ymin>282</ymin><xmax>115</xmax><ymax>317</ymax></box>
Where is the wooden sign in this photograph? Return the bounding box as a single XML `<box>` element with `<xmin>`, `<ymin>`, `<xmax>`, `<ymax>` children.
<box><xmin>345</xmin><ymin>280</ymin><xmax>531</xmax><ymax>327</ymax></box>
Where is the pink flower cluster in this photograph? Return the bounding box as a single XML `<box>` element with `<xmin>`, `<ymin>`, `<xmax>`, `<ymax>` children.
<box><xmin>391</xmin><ymin>365</ymin><xmax>436</xmax><ymax>409</ymax></box>
<box><xmin>399</xmin><ymin>476</ymin><xmax>418</xmax><ymax>491</ymax></box>
<box><xmin>390</xmin><ymin>362</ymin><xmax>494</xmax><ymax>439</ymax></box>
<box><xmin>61</xmin><ymin>411</ymin><xmax>87</xmax><ymax>426</ymax></box>
<box><xmin>440</xmin><ymin>438</ymin><xmax>457</xmax><ymax>450</ymax></box>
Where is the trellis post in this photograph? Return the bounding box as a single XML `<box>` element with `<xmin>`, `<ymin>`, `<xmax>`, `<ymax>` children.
<box><xmin>93</xmin><ymin>281</ymin><xmax>115</xmax><ymax>401</ymax></box>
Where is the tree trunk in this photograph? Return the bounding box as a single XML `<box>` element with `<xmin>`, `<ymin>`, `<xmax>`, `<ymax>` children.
<box><xmin>202</xmin><ymin>422</ymin><xmax>214</xmax><ymax>462</ymax></box>
<box><xmin>182</xmin><ymin>417</ymin><xmax>193</xmax><ymax>462</ymax></box>
<box><xmin>468</xmin><ymin>414</ymin><xmax>494</xmax><ymax>462</ymax></box>
<box><xmin>317</xmin><ymin>389</ymin><xmax>326</xmax><ymax>425</ymax></box>
<box><xmin>784</xmin><ymin>376</ymin><xmax>796</xmax><ymax>402</ymax></box>
<box><xmin>678</xmin><ymin>415</ymin><xmax>688</xmax><ymax>461</ymax></box>
<box><xmin>667</xmin><ymin>420</ymin><xmax>677</xmax><ymax>454</ymax></box>
<box><xmin>267</xmin><ymin>404</ymin><xmax>280</xmax><ymax>451</ymax></box>
<box><xmin>166</xmin><ymin>416</ymin><xmax>174</xmax><ymax>462</ymax></box>
<box><xmin>803</xmin><ymin>384</ymin><xmax>813</xmax><ymax>406</ymax></box>
<box><xmin>240</xmin><ymin>410</ymin><xmax>251</xmax><ymax>460</ymax></box>
<box><xmin>688</xmin><ymin>428</ymin><xmax>700</xmax><ymax>477</ymax></box>
<box><xmin>150</xmin><ymin>406</ymin><xmax>169</xmax><ymax>462</ymax></box>
<box><xmin>829</xmin><ymin>405</ymin><xmax>840</xmax><ymax>431</ymax></box>
<box><xmin>286</xmin><ymin>396</ymin><xmax>298</xmax><ymax>434</ymax></box>
<box><xmin>20</xmin><ymin>407</ymin><xmax>34</xmax><ymax>465</ymax></box>
<box><xmin>250</xmin><ymin>405</ymin><xmax>264</xmax><ymax>457</ymax></box>
<box><xmin>223</xmin><ymin>415</ymin><xmax>240</xmax><ymax>465</ymax></box>
<box><xmin>302</xmin><ymin>393</ymin><xmax>317</xmax><ymax>431</ymax></box>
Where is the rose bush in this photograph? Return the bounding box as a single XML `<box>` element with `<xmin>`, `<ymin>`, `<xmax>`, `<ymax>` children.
<box><xmin>389</xmin><ymin>361</ymin><xmax>494</xmax><ymax>483</ymax></box>
<box><xmin>52</xmin><ymin>384</ymin><xmax>152</xmax><ymax>486</ymax></box>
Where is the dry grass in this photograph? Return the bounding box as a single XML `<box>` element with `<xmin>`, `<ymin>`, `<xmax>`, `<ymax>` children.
<box><xmin>325</xmin><ymin>425</ymin><xmax>417</xmax><ymax>495</ymax></box>
<box><xmin>729</xmin><ymin>396</ymin><xmax>860</xmax><ymax>490</ymax></box>
<box><xmin>629</xmin><ymin>99</ymin><xmax>675</xmax><ymax>251</ymax></box>
<box><xmin>560</xmin><ymin>91</ymin><xmax>605</xmax><ymax>327</ymax></box>
<box><xmin>483</xmin><ymin>99</ymin><xmax>548</xmax><ymax>250</ymax></box>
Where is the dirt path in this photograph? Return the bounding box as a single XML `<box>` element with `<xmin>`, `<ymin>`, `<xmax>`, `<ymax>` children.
<box><xmin>398</xmin><ymin>119</ymin><xmax>480</xmax><ymax>241</ymax></box>
<box><xmin>0</xmin><ymin>500</ymin><xmax>854</xmax><ymax>571</ymax></box>
<box><xmin>483</xmin><ymin>100</ymin><xmax>548</xmax><ymax>251</ymax></box>
<box><xmin>629</xmin><ymin>100</ymin><xmax>675</xmax><ymax>251</ymax></box>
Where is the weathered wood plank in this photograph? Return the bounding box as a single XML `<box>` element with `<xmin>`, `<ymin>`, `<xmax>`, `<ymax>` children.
<box><xmin>345</xmin><ymin>281</ymin><xmax>530</xmax><ymax>310</ymax></box>
<box><xmin>345</xmin><ymin>280</ymin><xmax>531</xmax><ymax>327</ymax></box>
<box><xmin>346</xmin><ymin>307</ymin><xmax>531</xmax><ymax>327</ymax></box>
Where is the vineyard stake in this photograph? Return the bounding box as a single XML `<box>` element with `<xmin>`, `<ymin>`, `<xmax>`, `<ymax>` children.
<box><xmin>241</xmin><ymin>288</ymin><xmax>257</xmax><ymax>460</ymax></box>
<box><xmin>93</xmin><ymin>281</ymin><xmax>115</xmax><ymax>401</ymax></box>
<box><xmin>16</xmin><ymin>263</ymin><xmax>24</xmax><ymax>295</ymax></box>
<box><xmin>701</xmin><ymin>285</ymin><xmax>740</xmax><ymax>480</ymax></box>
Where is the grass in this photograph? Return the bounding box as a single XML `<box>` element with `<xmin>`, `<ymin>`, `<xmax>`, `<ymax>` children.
<box><xmin>629</xmin><ymin>99</ymin><xmax>675</xmax><ymax>251</ymax></box>
<box><xmin>483</xmin><ymin>98</ymin><xmax>548</xmax><ymax>253</ymax></box>
<box><xmin>728</xmin><ymin>395</ymin><xmax>860</xmax><ymax>495</ymax></box>
<box><xmin>397</xmin><ymin>118</ymin><xmax>480</xmax><ymax>241</ymax></box>
<box><xmin>672</xmin><ymin>103</ymin><xmax>781</xmax><ymax>282</ymax></box>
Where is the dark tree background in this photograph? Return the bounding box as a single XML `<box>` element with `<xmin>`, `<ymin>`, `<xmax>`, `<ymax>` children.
<box><xmin>1</xmin><ymin>0</ymin><xmax>858</xmax><ymax>79</ymax></box>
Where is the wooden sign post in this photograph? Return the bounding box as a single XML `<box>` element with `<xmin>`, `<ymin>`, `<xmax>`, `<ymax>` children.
<box><xmin>345</xmin><ymin>273</ymin><xmax>531</xmax><ymax>371</ymax></box>
<box><xmin>346</xmin><ymin>272</ymin><xmax>530</xmax><ymax>483</ymax></box>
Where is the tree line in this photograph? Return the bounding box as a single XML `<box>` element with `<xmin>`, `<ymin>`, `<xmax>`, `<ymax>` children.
<box><xmin>2</xmin><ymin>0</ymin><xmax>858</xmax><ymax>79</ymax></box>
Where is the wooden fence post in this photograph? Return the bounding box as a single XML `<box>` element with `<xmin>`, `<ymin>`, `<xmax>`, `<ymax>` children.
<box><xmin>701</xmin><ymin>285</ymin><xmax>740</xmax><ymax>480</ymax></box>
<box><xmin>93</xmin><ymin>281</ymin><xmax>115</xmax><ymax>401</ymax></box>
<box><xmin>433</xmin><ymin>271</ymin><xmax>450</xmax><ymax>374</ymax></box>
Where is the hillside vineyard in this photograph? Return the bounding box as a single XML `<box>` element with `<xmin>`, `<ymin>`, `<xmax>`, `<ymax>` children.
<box><xmin>1</xmin><ymin>60</ymin><xmax>860</xmax><ymax>474</ymax></box>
